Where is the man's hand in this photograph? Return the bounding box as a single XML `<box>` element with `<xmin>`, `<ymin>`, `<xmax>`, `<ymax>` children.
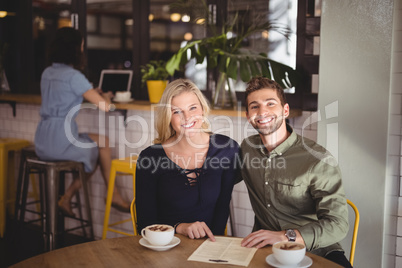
<box><xmin>241</xmin><ymin>230</ymin><xmax>287</xmax><ymax>248</ymax></box>
<box><xmin>176</xmin><ymin>221</ymin><xmax>216</xmax><ymax>242</ymax></box>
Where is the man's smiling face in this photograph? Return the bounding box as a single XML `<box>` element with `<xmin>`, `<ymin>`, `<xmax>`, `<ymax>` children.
<box><xmin>246</xmin><ymin>88</ymin><xmax>289</xmax><ymax>136</ymax></box>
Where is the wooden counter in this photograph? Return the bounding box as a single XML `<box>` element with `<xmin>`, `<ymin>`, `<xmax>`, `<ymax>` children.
<box><xmin>0</xmin><ymin>93</ymin><xmax>302</xmax><ymax>118</ymax></box>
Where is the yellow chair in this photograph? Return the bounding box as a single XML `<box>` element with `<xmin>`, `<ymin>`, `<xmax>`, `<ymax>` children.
<box><xmin>130</xmin><ymin>198</ymin><xmax>138</xmax><ymax>235</ymax></box>
<box><xmin>102</xmin><ymin>156</ymin><xmax>138</xmax><ymax>239</ymax></box>
<box><xmin>0</xmin><ymin>138</ymin><xmax>31</xmax><ymax>237</ymax></box>
<box><xmin>347</xmin><ymin>199</ymin><xmax>360</xmax><ymax>266</ymax></box>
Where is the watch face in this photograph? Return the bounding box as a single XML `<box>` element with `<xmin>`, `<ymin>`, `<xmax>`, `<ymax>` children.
<box><xmin>286</xmin><ymin>229</ymin><xmax>296</xmax><ymax>241</ymax></box>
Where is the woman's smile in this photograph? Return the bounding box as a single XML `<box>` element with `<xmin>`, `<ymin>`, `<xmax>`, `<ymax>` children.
<box><xmin>182</xmin><ymin>121</ymin><xmax>196</xmax><ymax>129</ymax></box>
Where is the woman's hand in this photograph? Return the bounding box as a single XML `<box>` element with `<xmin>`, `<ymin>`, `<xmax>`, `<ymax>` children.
<box><xmin>83</xmin><ymin>89</ymin><xmax>113</xmax><ymax>112</ymax></box>
<box><xmin>93</xmin><ymin>88</ymin><xmax>114</xmax><ymax>101</ymax></box>
<box><xmin>94</xmin><ymin>87</ymin><xmax>103</xmax><ymax>94</ymax></box>
<box><xmin>176</xmin><ymin>221</ymin><xmax>216</xmax><ymax>242</ymax></box>
<box><xmin>101</xmin><ymin>90</ymin><xmax>114</xmax><ymax>100</ymax></box>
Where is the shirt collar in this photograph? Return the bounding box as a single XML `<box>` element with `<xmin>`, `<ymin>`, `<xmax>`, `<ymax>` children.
<box><xmin>257</xmin><ymin>124</ymin><xmax>297</xmax><ymax>157</ymax></box>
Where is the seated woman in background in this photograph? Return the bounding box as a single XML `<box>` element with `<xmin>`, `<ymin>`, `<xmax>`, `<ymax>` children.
<box><xmin>136</xmin><ymin>79</ymin><xmax>239</xmax><ymax>241</ymax></box>
<box><xmin>34</xmin><ymin>27</ymin><xmax>130</xmax><ymax>216</ymax></box>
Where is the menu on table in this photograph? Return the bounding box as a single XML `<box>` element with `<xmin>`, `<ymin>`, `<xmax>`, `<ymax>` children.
<box><xmin>188</xmin><ymin>236</ymin><xmax>258</xmax><ymax>266</ymax></box>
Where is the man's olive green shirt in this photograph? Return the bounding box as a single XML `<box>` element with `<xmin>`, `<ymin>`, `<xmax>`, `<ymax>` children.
<box><xmin>239</xmin><ymin>125</ymin><xmax>349</xmax><ymax>257</ymax></box>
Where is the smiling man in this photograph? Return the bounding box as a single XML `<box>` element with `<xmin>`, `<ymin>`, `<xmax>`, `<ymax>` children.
<box><xmin>238</xmin><ymin>76</ymin><xmax>352</xmax><ymax>267</ymax></box>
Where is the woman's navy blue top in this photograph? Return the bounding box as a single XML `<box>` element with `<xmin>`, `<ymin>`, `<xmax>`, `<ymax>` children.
<box><xmin>135</xmin><ymin>134</ymin><xmax>239</xmax><ymax>235</ymax></box>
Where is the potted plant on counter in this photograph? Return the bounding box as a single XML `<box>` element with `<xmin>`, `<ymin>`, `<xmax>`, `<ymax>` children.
<box><xmin>166</xmin><ymin>0</ymin><xmax>301</xmax><ymax>108</ymax></box>
<box><xmin>141</xmin><ymin>60</ymin><xmax>170</xmax><ymax>104</ymax></box>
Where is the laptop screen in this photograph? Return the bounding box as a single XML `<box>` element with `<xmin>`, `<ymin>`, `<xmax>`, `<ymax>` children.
<box><xmin>99</xmin><ymin>70</ymin><xmax>133</xmax><ymax>94</ymax></box>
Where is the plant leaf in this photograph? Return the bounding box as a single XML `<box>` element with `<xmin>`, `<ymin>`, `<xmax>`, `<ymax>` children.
<box><xmin>196</xmin><ymin>45</ymin><xmax>208</xmax><ymax>63</ymax></box>
<box><xmin>239</xmin><ymin>59</ymin><xmax>251</xmax><ymax>82</ymax></box>
<box><xmin>226</xmin><ymin>57</ymin><xmax>238</xmax><ymax>80</ymax></box>
<box><xmin>166</xmin><ymin>53</ymin><xmax>182</xmax><ymax>75</ymax></box>
<box><xmin>268</xmin><ymin>59</ymin><xmax>302</xmax><ymax>88</ymax></box>
<box><xmin>218</xmin><ymin>54</ymin><xmax>228</xmax><ymax>73</ymax></box>
<box><xmin>259</xmin><ymin>60</ymin><xmax>271</xmax><ymax>78</ymax></box>
<box><xmin>248</xmin><ymin>59</ymin><xmax>260</xmax><ymax>77</ymax></box>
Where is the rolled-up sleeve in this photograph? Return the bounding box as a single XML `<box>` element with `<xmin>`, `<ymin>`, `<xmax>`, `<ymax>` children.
<box><xmin>298</xmin><ymin>160</ymin><xmax>349</xmax><ymax>251</ymax></box>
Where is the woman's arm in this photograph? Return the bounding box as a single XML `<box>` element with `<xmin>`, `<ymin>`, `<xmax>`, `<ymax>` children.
<box><xmin>82</xmin><ymin>88</ymin><xmax>113</xmax><ymax>112</ymax></box>
<box><xmin>135</xmin><ymin>151</ymin><xmax>159</xmax><ymax>232</ymax></box>
<box><xmin>210</xmin><ymin>143</ymin><xmax>239</xmax><ymax>235</ymax></box>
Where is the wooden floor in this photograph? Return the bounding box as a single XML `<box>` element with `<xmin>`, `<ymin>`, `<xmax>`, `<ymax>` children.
<box><xmin>0</xmin><ymin>216</ymin><xmax>92</xmax><ymax>268</ymax></box>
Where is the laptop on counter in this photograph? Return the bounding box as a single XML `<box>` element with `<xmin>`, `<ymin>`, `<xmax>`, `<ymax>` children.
<box><xmin>98</xmin><ymin>69</ymin><xmax>133</xmax><ymax>94</ymax></box>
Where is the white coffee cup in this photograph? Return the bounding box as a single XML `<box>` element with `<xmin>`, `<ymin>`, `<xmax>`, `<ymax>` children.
<box><xmin>141</xmin><ymin>224</ymin><xmax>174</xmax><ymax>246</ymax></box>
<box><xmin>114</xmin><ymin>91</ymin><xmax>131</xmax><ymax>101</ymax></box>
<box><xmin>272</xmin><ymin>241</ymin><xmax>306</xmax><ymax>265</ymax></box>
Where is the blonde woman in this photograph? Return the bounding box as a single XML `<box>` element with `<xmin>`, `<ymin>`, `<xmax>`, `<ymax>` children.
<box><xmin>136</xmin><ymin>79</ymin><xmax>239</xmax><ymax>241</ymax></box>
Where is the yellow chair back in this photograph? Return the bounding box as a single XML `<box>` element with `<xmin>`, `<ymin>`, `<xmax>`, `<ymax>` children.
<box><xmin>347</xmin><ymin>199</ymin><xmax>359</xmax><ymax>266</ymax></box>
<box><xmin>130</xmin><ymin>198</ymin><xmax>138</xmax><ymax>235</ymax></box>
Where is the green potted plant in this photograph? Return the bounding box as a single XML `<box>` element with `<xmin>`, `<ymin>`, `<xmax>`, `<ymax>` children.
<box><xmin>141</xmin><ymin>60</ymin><xmax>170</xmax><ymax>103</ymax></box>
<box><xmin>166</xmin><ymin>0</ymin><xmax>301</xmax><ymax>108</ymax></box>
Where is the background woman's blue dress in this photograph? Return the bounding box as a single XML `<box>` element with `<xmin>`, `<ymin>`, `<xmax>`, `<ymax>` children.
<box><xmin>34</xmin><ymin>63</ymin><xmax>99</xmax><ymax>173</ymax></box>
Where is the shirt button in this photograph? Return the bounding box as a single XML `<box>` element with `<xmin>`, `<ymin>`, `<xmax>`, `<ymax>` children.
<box><xmin>267</xmin><ymin>204</ymin><xmax>271</xmax><ymax>207</ymax></box>
<box><xmin>265</xmin><ymin>181</ymin><xmax>268</xmax><ymax>185</ymax></box>
<box><xmin>278</xmin><ymin>153</ymin><xmax>282</xmax><ymax>156</ymax></box>
<box><xmin>268</xmin><ymin>158</ymin><xmax>271</xmax><ymax>162</ymax></box>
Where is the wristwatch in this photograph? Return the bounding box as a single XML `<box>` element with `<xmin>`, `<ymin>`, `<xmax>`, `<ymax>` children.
<box><xmin>285</xmin><ymin>229</ymin><xmax>296</xmax><ymax>242</ymax></box>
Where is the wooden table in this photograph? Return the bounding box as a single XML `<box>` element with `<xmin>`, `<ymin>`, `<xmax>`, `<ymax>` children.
<box><xmin>11</xmin><ymin>235</ymin><xmax>342</xmax><ymax>268</ymax></box>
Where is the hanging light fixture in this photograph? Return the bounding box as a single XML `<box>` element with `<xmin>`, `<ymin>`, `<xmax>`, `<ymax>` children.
<box><xmin>170</xmin><ymin>13</ymin><xmax>181</xmax><ymax>22</ymax></box>
<box><xmin>0</xmin><ymin>11</ymin><xmax>16</xmax><ymax>18</ymax></box>
<box><xmin>196</xmin><ymin>18</ymin><xmax>205</xmax><ymax>25</ymax></box>
<box><xmin>181</xmin><ymin>14</ymin><xmax>190</xmax><ymax>22</ymax></box>
<box><xmin>184</xmin><ymin>32</ymin><xmax>193</xmax><ymax>41</ymax></box>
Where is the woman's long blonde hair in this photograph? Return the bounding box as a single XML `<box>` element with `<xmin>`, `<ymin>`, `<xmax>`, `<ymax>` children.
<box><xmin>153</xmin><ymin>79</ymin><xmax>211</xmax><ymax>144</ymax></box>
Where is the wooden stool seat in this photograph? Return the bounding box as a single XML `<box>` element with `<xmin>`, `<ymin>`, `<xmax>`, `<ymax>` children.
<box><xmin>102</xmin><ymin>156</ymin><xmax>138</xmax><ymax>239</ymax></box>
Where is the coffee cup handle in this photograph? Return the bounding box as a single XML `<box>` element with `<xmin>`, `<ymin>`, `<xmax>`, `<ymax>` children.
<box><xmin>141</xmin><ymin>229</ymin><xmax>148</xmax><ymax>241</ymax></box>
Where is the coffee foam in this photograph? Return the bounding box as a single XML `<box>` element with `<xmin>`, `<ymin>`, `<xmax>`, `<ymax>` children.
<box><xmin>274</xmin><ymin>242</ymin><xmax>305</xmax><ymax>250</ymax></box>
<box><xmin>147</xmin><ymin>224</ymin><xmax>173</xmax><ymax>232</ymax></box>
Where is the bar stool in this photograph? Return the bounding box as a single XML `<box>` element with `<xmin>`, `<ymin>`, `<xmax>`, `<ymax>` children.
<box><xmin>23</xmin><ymin>157</ymin><xmax>94</xmax><ymax>251</ymax></box>
<box><xmin>102</xmin><ymin>156</ymin><xmax>138</xmax><ymax>239</ymax></box>
<box><xmin>14</xmin><ymin>146</ymin><xmax>41</xmax><ymax>225</ymax></box>
<box><xmin>0</xmin><ymin>138</ymin><xmax>31</xmax><ymax>238</ymax></box>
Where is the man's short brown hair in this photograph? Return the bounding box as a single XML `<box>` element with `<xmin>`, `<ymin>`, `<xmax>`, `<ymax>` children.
<box><xmin>245</xmin><ymin>77</ymin><xmax>287</xmax><ymax>111</ymax></box>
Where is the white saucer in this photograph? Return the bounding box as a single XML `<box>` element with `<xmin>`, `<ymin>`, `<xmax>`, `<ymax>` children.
<box><xmin>139</xmin><ymin>236</ymin><xmax>180</xmax><ymax>251</ymax></box>
<box><xmin>113</xmin><ymin>98</ymin><xmax>133</xmax><ymax>103</ymax></box>
<box><xmin>265</xmin><ymin>254</ymin><xmax>312</xmax><ymax>268</ymax></box>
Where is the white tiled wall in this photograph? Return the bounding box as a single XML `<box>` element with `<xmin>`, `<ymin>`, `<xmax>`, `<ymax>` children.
<box><xmin>0</xmin><ymin>102</ymin><xmax>317</xmax><ymax>240</ymax></box>
<box><xmin>393</xmin><ymin>0</ymin><xmax>402</xmax><ymax>267</ymax></box>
